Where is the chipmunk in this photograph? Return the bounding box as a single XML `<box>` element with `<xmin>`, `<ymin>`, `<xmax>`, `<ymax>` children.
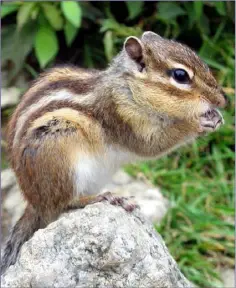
<box><xmin>1</xmin><ymin>31</ymin><xmax>226</xmax><ymax>274</ymax></box>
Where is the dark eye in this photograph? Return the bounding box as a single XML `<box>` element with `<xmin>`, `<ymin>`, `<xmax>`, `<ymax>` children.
<box><xmin>170</xmin><ymin>69</ymin><xmax>190</xmax><ymax>84</ymax></box>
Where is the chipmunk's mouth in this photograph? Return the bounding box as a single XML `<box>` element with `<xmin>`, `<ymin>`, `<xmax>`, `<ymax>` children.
<box><xmin>200</xmin><ymin>108</ymin><xmax>224</xmax><ymax>131</ymax></box>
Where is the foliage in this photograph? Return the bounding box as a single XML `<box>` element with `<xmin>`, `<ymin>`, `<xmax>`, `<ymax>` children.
<box><xmin>1</xmin><ymin>1</ymin><xmax>235</xmax><ymax>287</ymax></box>
<box><xmin>1</xmin><ymin>1</ymin><xmax>82</xmax><ymax>79</ymax></box>
<box><xmin>1</xmin><ymin>1</ymin><xmax>234</xmax><ymax>86</ymax></box>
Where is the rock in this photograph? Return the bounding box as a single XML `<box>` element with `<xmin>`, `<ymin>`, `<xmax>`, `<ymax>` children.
<box><xmin>2</xmin><ymin>184</ymin><xmax>26</xmax><ymax>243</ymax></box>
<box><xmin>1</xmin><ymin>169</ymin><xmax>25</xmax><ymax>242</ymax></box>
<box><xmin>1</xmin><ymin>207</ymin><xmax>12</xmax><ymax>244</ymax></box>
<box><xmin>103</xmin><ymin>170</ymin><xmax>169</xmax><ymax>223</ymax></box>
<box><xmin>111</xmin><ymin>169</ymin><xmax>132</xmax><ymax>185</ymax></box>
<box><xmin>220</xmin><ymin>268</ymin><xmax>234</xmax><ymax>288</ymax></box>
<box><xmin>1</xmin><ymin>168</ymin><xmax>17</xmax><ymax>193</ymax></box>
<box><xmin>3</xmin><ymin>185</ymin><xmax>26</xmax><ymax>228</ymax></box>
<box><xmin>1</xmin><ymin>203</ymin><xmax>193</xmax><ymax>288</ymax></box>
<box><xmin>1</xmin><ymin>87</ymin><xmax>21</xmax><ymax>109</ymax></box>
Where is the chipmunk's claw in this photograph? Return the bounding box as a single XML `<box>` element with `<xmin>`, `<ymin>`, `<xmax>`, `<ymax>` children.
<box><xmin>96</xmin><ymin>192</ymin><xmax>139</xmax><ymax>212</ymax></box>
<box><xmin>199</xmin><ymin>109</ymin><xmax>224</xmax><ymax>133</ymax></box>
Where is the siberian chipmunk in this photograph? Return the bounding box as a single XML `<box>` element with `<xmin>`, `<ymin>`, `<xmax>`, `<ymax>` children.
<box><xmin>1</xmin><ymin>31</ymin><xmax>226</xmax><ymax>274</ymax></box>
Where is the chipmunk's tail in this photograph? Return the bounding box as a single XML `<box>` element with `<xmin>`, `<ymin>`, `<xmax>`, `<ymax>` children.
<box><xmin>1</xmin><ymin>205</ymin><xmax>42</xmax><ymax>275</ymax></box>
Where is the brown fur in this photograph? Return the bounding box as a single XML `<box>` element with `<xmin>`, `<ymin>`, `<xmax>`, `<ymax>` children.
<box><xmin>6</xmin><ymin>69</ymin><xmax>99</xmax><ymax>153</ymax></box>
<box><xmin>2</xmin><ymin>31</ymin><xmax>226</xmax><ymax>274</ymax></box>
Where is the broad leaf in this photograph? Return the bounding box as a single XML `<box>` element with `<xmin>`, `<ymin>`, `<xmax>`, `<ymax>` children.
<box><xmin>79</xmin><ymin>2</ymin><xmax>103</xmax><ymax>21</ymax></box>
<box><xmin>103</xmin><ymin>31</ymin><xmax>113</xmax><ymax>61</ymax></box>
<box><xmin>100</xmin><ymin>19</ymin><xmax>142</xmax><ymax>37</ymax></box>
<box><xmin>199</xmin><ymin>13</ymin><xmax>210</xmax><ymax>35</ymax></box>
<box><xmin>41</xmin><ymin>3</ymin><xmax>63</xmax><ymax>31</ymax></box>
<box><xmin>157</xmin><ymin>2</ymin><xmax>186</xmax><ymax>20</ymax></box>
<box><xmin>126</xmin><ymin>1</ymin><xmax>144</xmax><ymax>20</ymax></box>
<box><xmin>31</xmin><ymin>5</ymin><xmax>40</xmax><ymax>20</ymax></box>
<box><xmin>35</xmin><ymin>26</ymin><xmax>59</xmax><ymax>68</ymax></box>
<box><xmin>64</xmin><ymin>20</ymin><xmax>78</xmax><ymax>46</ymax></box>
<box><xmin>193</xmin><ymin>1</ymin><xmax>203</xmax><ymax>20</ymax></box>
<box><xmin>17</xmin><ymin>2</ymin><xmax>35</xmax><ymax>29</ymax></box>
<box><xmin>2</xmin><ymin>22</ymin><xmax>36</xmax><ymax>83</ymax></box>
<box><xmin>61</xmin><ymin>1</ymin><xmax>82</xmax><ymax>28</ymax></box>
<box><xmin>1</xmin><ymin>3</ymin><xmax>19</xmax><ymax>19</ymax></box>
<box><xmin>214</xmin><ymin>2</ymin><xmax>226</xmax><ymax>16</ymax></box>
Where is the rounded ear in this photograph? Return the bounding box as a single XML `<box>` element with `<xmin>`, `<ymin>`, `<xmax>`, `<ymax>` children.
<box><xmin>141</xmin><ymin>31</ymin><xmax>162</xmax><ymax>41</ymax></box>
<box><xmin>124</xmin><ymin>36</ymin><xmax>143</xmax><ymax>61</ymax></box>
<box><xmin>124</xmin><ymin>36</ymin><xmax>145</xmax><ymax>71</ymax></box>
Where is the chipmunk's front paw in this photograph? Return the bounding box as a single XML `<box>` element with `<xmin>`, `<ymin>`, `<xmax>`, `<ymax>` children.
<box><xmin>96</xmin><ymin>192</ymin><xmax>139</xmax><ymax>212</ymax></box>
<box><xmin>199</xmin><ymin>109</ymin><xmax>224</xmax><ymax>133</ymax></box>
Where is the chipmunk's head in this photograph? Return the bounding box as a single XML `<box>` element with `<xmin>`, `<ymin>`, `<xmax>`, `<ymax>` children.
<box><xmin>121</xmin><ymin>31</ymin><xmax>227</xmax><ymax>121</ymax></box>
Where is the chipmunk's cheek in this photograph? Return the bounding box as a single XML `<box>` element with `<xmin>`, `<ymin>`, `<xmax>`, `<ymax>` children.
<box><xmin>198</xmin><ymin>99</ymin><xmax>211</xmax><ymax>116</ymax></box>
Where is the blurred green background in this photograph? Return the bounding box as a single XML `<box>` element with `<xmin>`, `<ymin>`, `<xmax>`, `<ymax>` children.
<box><xmin>1</xmin><ymin>1</ymin><xmax>235</xmax><ymax>287</ymax></box>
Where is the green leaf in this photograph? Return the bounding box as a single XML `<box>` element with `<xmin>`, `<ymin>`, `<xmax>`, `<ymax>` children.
<box><xmin>182</xmin><ymin>3</ymin><xmax>196</xmax><ymax>29</ymax></box>
<box><xmin>61</xmin><ymin>1</ymin><xmax>82</xmax><ymax>28</ymax></box>
<box><xmin>17</xmin><ymin>2</ymin><xmax>35</xmax><ymax>29</ymax></box>
<box><xmin>37</xmin><ymin>10</ymin><xmax>48</xmax><ymax>26</ymax></box>
<box><xmin>79</xmin><ymin>2</ymin><xmax>103</xmax><ymax>21</ymax></box>
<box><xmin>31</xmin><ymin>5</ymin><xmax>40</xmax><ymax>20</ymax></box>
<box><xmin>199</xmin><ymin>13</ymin><xmax>210</xmax><ymax>35</ymax></box>
<box><xmin>126</xmin><ymin>1</ymin><xmax>144</xmax><ymax>20</ymax></box>
<box><xmin>2</xmin><ymin>22</ymin><xmax>36</xmax><ymax>83</ymax></box>
<box><xmin>214</xmin><ymin>2</ymin><xmax>226</xmax><ymax>16</ymax></box>
<box><xmin>41</xmin><ymin>3</ymin><xmax>63</xmax><ymax>31</ymax></box>
<box><xmin>34</xmin><ymin>26</ymin><xmax>59</xmax><ymax>68</ymax></box>
<box><xmin>100</xmin><ymin>19</ymin><xmax>142</xmax><ymax>37</ymax></box>
<box><xmin>103</xmin><ymin>31</ymin><xmax>114</xmax><ymax>61</ymax></box>
<box><xmin>83</xmin><ymin>44</ymin><xmax>94</xmax><ymax>68</ymax></box>
<box><xmin>64</xmin><ymin>20</ymin><xmax>78</xmax><ymax>46</ymax></box>
<box><xmin>157</xmin><ymin>2</ymin><xmax>186</xmax><ymax>20</ymax></box>
<box><xmin>193</xmin><ymin>1</ymin><xmax>203</xmax><ymax>20</ymax></box>
<box><xmin>1</xmin><ymin>3</ymin><xmax>19</xmax><ymax>19</ymax></box>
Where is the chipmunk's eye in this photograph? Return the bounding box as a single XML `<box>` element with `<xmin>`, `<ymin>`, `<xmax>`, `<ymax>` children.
<box><xmin>170</xmin><ymin>69</ymin><xmax>190</xmax><ymax>84</ymax></box>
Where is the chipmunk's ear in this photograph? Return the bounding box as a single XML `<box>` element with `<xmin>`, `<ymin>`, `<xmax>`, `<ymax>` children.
<box><xmin>124</xmin><ymin>36</ymin><xmax>145</xmax><ymax>71</ymax></box>
<box><xmin>142</xmin><ymin>31</ymin><xmax>162</xmax><ymax>42</ymax></box>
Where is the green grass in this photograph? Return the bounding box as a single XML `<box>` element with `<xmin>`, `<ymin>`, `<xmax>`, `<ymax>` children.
<box><xmin>125</xmin><ymin>93</ymin><xmax>234</xmax><ymax>287</ymax></box>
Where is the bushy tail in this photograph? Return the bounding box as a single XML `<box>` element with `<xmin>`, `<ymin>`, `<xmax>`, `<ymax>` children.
<box><xmin>1</xmin><ymin>205</ymin><xmax>42</xmax><ymax>275</ymax></box>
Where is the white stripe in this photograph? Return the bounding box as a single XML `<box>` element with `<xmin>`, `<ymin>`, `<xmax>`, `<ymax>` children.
<box><xmin>13</xmin><ymin>89</ymin><xmax>92</xmax><ymax>147</ymax></box>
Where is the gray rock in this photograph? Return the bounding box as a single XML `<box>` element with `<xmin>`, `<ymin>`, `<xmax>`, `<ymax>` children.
<box><xmin>1</xmin><ymin>168</ymin><xmax>17</xmax><ymax>193</ymax></box>
<box><xmin>3</xmin><ymin>184</ymin><xmax>26</xmax><ymax>228</ymax></box>
<box><xmin>220</xmin><ymin>268</ymin><xmax>235</xmax><ymax>288</ymax></box>
<box><xmin>1</xmin><ymin>169</ymin><xmax>25</xmax><ymax>242</ymax></box>
<box><xmin>1</xmin><ymin>183</ymin><xmax>26</xmax><ymax>243</ymax></box>
<box><xmin>1</xmin><ymin>203</ymin><xmax>193</xmax><ymax>288</ymax></box>
<box><xmin>1</xmin><ymin>87</ymin><xmax>21</xmax><ymax>109</ymax></box>
<box><xmin>111</xmin><ymin>169</ymin><xmax>132</xmax><ymax>185</ymax></box>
